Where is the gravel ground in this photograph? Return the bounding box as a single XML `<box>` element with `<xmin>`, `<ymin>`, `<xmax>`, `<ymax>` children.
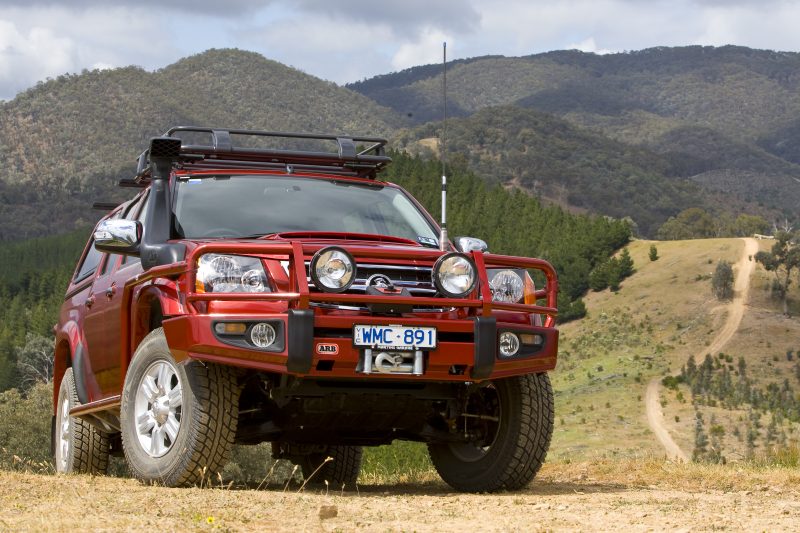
<box><xmin>2</xmin><ymin>459</ymin><xmax>799</xmax><ymax>531</ymax></box>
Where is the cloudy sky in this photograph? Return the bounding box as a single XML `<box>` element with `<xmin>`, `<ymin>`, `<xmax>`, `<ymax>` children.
<box><xmin>2</xmin><ymin>0</ymin><xmax>800</xmax><ymax>100</ymax></box>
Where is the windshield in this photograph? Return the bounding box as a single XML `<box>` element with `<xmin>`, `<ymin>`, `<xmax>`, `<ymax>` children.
<box><xmin>173</xmin><ymin>175</ymin><xmax>439</xmax><ymax>244</ymax></box>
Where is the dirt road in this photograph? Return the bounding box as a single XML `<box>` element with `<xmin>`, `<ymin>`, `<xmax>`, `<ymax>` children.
<box><xmin>4</xmin><ymin>459</ymin><xmax>800</xmax><ymax>531</ymax></box>
<box><xmin>645</xmin><ymin>238</ymin><xmax>758</xmax><ymax>461</ymax></box>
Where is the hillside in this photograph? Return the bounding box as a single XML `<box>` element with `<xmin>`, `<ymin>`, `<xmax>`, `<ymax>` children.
<box><xmin>396</xmin><ymin>106</ymin><xmax>721</xmax><ymax>236</ymax></box>
<box><xmin>351</xmin><ymin>45</ymin><xmax>800</xmax><ymax>225</ymax></box>
<box><xmin>2</xmin><ymin>45</ymin><xmax>799</xmax><ymax>240</ymax></box>
<box><xmin>349</xmin><ymin>46</ymin><xmax>800</xmax><ymax>140</ymax></box>
<box><xmin>0</xmin><ymin>49</ymin><xmax>404</xmax><ymax>239</ymax></box>
<box><xmin>550</xmin><ymin>237</ymin><xmax>800</xmax><ymax>462</ymax></box>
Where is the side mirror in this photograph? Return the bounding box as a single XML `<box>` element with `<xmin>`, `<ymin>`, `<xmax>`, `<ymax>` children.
<box><xmin>94</xmin><ymin>219</ymin><xmax>142</xmax><ymax>255</ymax></box>
<box><xmin>454</xmin><ymin>236</ymin><xmax>488</xmax><ymax>253</ymax></box>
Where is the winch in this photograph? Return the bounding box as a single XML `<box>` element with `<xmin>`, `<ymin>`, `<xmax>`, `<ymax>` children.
<box><xmin>361</xmin><ymin>348</ymin><xmax>424</xmax><ymax>376</ymax></box>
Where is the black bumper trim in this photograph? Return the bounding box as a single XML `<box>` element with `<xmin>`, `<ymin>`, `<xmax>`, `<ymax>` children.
<box><xmin>287</xmin><ymin>309</ymin><xmax>315</xmax><ymax>373</ymax></box>
<box><xmin>471</xmin><ymin>316</ymin><xmax>497</xmax><ymax>380</ymax></box>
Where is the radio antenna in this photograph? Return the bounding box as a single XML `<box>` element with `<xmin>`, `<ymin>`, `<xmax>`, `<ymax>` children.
<box><xmin>440</xmin><ymin>41</ymin><xmax>448</xmax><ymax>250</ymax></box>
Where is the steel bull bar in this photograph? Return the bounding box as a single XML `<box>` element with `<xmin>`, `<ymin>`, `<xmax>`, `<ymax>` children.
<box><xmin>178</xmin><ymin>242</ymin><xmax>558</xmax><ymax>379</ymax></box>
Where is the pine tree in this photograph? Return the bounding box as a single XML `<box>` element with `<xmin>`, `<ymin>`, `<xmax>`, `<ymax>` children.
<box><xmin>649</xmin><ymin>244</ymin><xmax>659</xmax><ymax>261</ymax></box>
<box><xmin>693</xmin><ymin>411</ymin><xmax>709</xmax><ymax>461</ymax></box>
<box><xmin>618</xmin><ymin>248</ymin><xmax>635</xmax><ymax>278</ymax></box>
<box><xmin>766</xmin><ymin>413</ymin><xmax>778</xmax><ymax>445</ymax></box>
<box><xmin>588</xmin><ymin>263</ymin><xmax>609</xmax><ymax>291</ymax></box>
<box><xmin>607</xmin><ymin>258</ymin><xmax>623</xmax><ymax>292</ymax></box>
<box><xmin>708</xmin><ymin>415</ymin><xmax>726</xmax><ymax>464</ymax></box>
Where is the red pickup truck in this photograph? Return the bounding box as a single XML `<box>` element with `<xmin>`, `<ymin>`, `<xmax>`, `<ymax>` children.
<box><xmin>52</xmin><ymin>127</ymin><xmax>558</xmax><ymax>492</ymax></box>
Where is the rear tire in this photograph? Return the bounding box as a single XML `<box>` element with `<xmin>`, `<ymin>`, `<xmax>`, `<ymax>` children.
<box><xmin>428</xmin><ymin>373</ymin><xmax>554</xmax><ymax>492</ymax></box>
<box><xmin>120</xmin><ymin>328</ymin><xmax>240</xmax><ymax>487</ymax></box>
<box><xmin>300</xmin><ymin>445</ymin><xmax>363</xmax><ymax>486</ymax></box>
<box><xmin>54</xmin><ymin>367</ymin><xmax>110</xmax><ymax>474</ymax></box>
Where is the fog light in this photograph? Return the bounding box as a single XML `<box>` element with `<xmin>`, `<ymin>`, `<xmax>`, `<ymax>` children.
<box><xmin>215</xmin><ymin>322</ymin><xmax>247</xmax><ymax>335</ymax></box>
<box><xmin>499</xmin><ymin>332</ymin><xmax>520</xmax><ymax>357</ymax></box>
<box><xmin>250</xmin><ymin>323</ymin><xmax>276</xmax><ymax>348</ymax></box>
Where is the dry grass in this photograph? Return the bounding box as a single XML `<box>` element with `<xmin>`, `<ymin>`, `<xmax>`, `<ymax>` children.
<box><xmin>544</xmin><ymin>456</ymin><xmax>800</xmax><ymax>492</ymax></box>
<box><xmin>3</xmin><ymin>459</ymin><xmax>800</xmax><ymax>532</ymax></box>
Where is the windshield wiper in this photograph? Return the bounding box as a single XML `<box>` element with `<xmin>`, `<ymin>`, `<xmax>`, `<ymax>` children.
<box><xmin>238</xmin><ymin>232</ymin><xmax>278</xmax><ymax>239</ymax></box>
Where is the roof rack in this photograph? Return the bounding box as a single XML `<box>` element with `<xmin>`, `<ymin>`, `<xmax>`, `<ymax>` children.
<box><xmin>132</xmin><ymin>126</ymin><xmax>391</xmax><ymax>184</ymax></box>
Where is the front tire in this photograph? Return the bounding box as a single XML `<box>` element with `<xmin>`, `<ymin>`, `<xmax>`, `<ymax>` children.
<box><xmin>120</xmin><ymin>328</ymin><xmax>240</xmax><ymax>487</ymax></box>
<box><xmin>54</xmin><ymin>367</ymin><xmax>110</xmax><ymax>474</ymax></box>
<box><xmin>428</xmin><ymin>373</ymin><xmax>554</xmax><ymax>492</ymax></box>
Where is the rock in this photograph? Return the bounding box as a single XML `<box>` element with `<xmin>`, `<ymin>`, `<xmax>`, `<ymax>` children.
<box><xmin>319</xmin><ymin>505</ymin><xmax>338</xmax><ymax>520</ymax></box>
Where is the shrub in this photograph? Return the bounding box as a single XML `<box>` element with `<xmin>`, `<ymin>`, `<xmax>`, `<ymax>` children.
<box><xmin>15</xmin><ymin>333</ymin><xmax>54</xmax><ymax>392</ymax></box>
<box><xmin>0</xmin><ymin>383</ymin><xmax>52</xmax><ymax>471</ymax></box>
<box><xmin>649</xmin><ymin>244</ymin><xmax>659</xmax><ymax>261</ymax></box>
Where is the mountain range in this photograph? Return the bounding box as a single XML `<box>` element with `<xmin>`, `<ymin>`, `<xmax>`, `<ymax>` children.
<box><xmin>1</xmin><ymin>45</ymin><xmax>799</xmax><ymax>239</ymax></box>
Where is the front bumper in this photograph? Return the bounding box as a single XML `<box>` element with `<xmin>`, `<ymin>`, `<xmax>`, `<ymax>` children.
<box><xmin>163</xmin><ymin>310</ymin><xmax>558</xmax><ymax>381</ymax></box>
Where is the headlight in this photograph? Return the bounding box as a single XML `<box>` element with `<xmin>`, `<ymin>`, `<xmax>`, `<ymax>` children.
<box><xmin>432</xmin><ymin>252</ymin><xmax>477</xmax><ymax>298</ymax></box>
<box><xmin>489</xmin><ymin>269</ymin><xmax>524</xmax><ymax>303</ymax></box>
<box><xmin>196</xmin><ymin>254</ymin><xmax>271</xmax><ymax>293</ymax></box>
<box><xmin>310</xmin><ymin>246</ymin><xmax>356</xmax><ymax>293</ymax></box>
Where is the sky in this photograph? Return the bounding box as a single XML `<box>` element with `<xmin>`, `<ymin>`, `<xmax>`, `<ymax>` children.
<box><xmin>2</xmin><ymin>0</ymin><xmax>800</xmax><ymax>100</ymax></box>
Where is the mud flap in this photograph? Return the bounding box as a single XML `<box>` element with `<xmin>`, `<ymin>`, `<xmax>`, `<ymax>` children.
<box><xmin>50</xmin><ymin>415</ymin><xmax>56</xmax><ymax>458</ymax></box>
<box><xmin>287</xmin><ymin>309</ymin><xmax>315</xmax><ymax>373</ymax></box>
<box><xmin>72</xmin><ymin>343</ymin><xmax>90</xmax><ymax>404</ymax></box>
<box><xmin>471</xmin><ymin>316</ymin><xmax>497</xmax><ymax>380</ymax></box>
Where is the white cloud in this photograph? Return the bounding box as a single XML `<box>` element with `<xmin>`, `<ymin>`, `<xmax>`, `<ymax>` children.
<box><xmin>0</xmin><ymin>6</ymin><xmax>178</xmax><ymax>99</ymax></box>
<box><xmin>4</xmin><ymin>0</ymin><xmax>800</xmax><ymax>100</ymax></box>
<box><xmin>238</xmin><ymin>11</ymin><xmax>393</xmax><ymax>83</ymax></box>
<box><xmin>0</xmin><ymin>20</ymin><xmax>76</xmax><ymax>84</ymax></box>
<box><xmin>391</xmin><ymin>28</ymin><xmax>452</xmax><ymax>71</ymax></box>
<box><xmin>565</xmin><ymin>37</ymin><xmax>613</xmax><ymax>55</ymax></box>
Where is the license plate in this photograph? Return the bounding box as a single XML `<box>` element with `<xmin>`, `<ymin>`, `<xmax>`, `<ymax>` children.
<box><xmin>353</xmin><ymin>325</ymin><xmax>437</xmax><ymax>350</ymax></box>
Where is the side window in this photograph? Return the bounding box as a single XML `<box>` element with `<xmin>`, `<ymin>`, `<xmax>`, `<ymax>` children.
<box><xmin>100</xmin><ymin>253</ymin><xmax>121</xmax><ymax>276</ymax></box>
<box><xmin>123</xmin><ymin>192</ymin><xmax>149</xmax><ymax>266</ymax></box>
<box><xmin>74</xmin><ymin>241</ymin><xmax>103</xmax><ymax>282</ymax></box>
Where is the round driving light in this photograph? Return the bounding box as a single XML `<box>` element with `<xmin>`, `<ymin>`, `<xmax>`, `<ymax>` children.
<box><xmin>432</xmin><ymin>253</ymin><xmax>477</xmax><ymax>298</ymax></box>
<box><xmin>310</xmin><ymin>247</ymin><xmax>356</xmax><ymax>293</ymax></box>
<box><xmin>490</xmin><ymin>270</ymin><xmax>524</xmax><ymax>303</ymax></box>
<box><xmin>499</xmin><ymin>332</ymin><xmax>521</xmax><ymax>358</ymax></box>
<box><xmin>250</xmin><ymin>322</ymin><xmax>276</xmax><ymax>348</ymax></box>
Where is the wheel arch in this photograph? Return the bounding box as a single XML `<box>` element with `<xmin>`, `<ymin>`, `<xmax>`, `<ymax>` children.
<box><xmin>128</xmin><ymin>281</ymin><xmax>184</xmax><ymax>368</ymax></box>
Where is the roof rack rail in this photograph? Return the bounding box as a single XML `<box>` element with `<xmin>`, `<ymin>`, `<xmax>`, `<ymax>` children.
<box><xmin>132</xmin><ymin>126</ymin><xmax>391</xmax><ymax>184</ymax></box>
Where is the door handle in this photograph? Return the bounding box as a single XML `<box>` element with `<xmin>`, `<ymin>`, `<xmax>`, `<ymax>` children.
<box><xmin>105</xmin><ymin>284</ymin><xmax>117</xmax><ymax>299</ymax></box>
<box><xmin>85</xmin><ymin>295</ymin><xmax>95</xmax><ymax>308</ymax></box>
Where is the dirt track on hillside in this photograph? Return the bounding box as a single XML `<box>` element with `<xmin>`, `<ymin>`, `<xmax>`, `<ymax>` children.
<box><xmin>646</xmin><ymin>238</ymin><xmax>758</xmax><ymax>461</ymax></box>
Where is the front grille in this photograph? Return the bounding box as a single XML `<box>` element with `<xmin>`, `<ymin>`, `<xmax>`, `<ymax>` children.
<box><xmin>306</xmin><ymin>262</ymin><xmax>445</xmax><ymax>312</ymax></box>
<box><xmin>350</xmin><ymin>263</ymin><xmax>436</xmax><ymax>296</ymax></box>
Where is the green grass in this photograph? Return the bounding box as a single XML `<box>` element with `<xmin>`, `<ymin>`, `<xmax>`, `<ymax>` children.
<box><xmin>361</xmin><ymin>441</ymin><xmax>435</xmax><ymax>483</ymax></box>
